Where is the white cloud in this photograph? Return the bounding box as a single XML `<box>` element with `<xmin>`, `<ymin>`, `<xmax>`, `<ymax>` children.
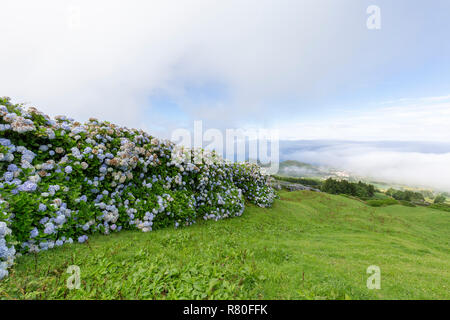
<box><xmin>276</xmin><ymin>98</ymin><xmax>450</xmax><ymax>142</ymax></box>
<box><xmin>1</xmin><ymin>0</ymin><xmax>430</xmax><ymax>129</ymax></box>
<box><xmin>1</xmin><ymin>0</ymin><xmax>448</xmax><ymax>152</ymax></box>
<box><xmin>1</xmin><ymin>1</ymin><xmax>448</xmax><ymax>191</ymax></box>
<box><xmin>286</xmin><ymin>142</ymin><xmax>450</xmax><ymax>192</ymax></box>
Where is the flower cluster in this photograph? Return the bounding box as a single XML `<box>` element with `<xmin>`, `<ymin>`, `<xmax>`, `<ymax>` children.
<box><xmin>0</xmin><ymin>97</ymin><xmax>276</xmax><ymax>279</ymax></box>
<box><xmin>0</xmin><ymin>221</ymin><xmax>15</xmax><ymax>279</ymax></box>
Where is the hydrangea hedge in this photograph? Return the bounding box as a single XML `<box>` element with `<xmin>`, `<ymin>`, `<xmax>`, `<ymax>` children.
<box><xmin>0</xmin><ymin>97</ymin><xmax>276</xmax><ymax>279</ymax></box>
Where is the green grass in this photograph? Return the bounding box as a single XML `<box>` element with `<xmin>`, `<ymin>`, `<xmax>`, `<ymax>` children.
<box><xmin>1</xmin><ymin>191</ymin><xmax>449</xmax><ymax>300</ymax></box>
<box><xmin>372</xmin><ymin>192</ymin><xmax>391</xmax><ymax>200</ymax></box>
<box><xmin>365</xmin><ymin>198</ymin><xmax>399</xmax><ymax>207</ymax></box>
<box><xmin>430</xmin><ymin>203</ymin><xmax>450</xmax><ymax>213</ymax></box>
<box><xmin>272</xmin><ymin>175</ymin><xmax>323</xmax><ymax>188</ymax></box>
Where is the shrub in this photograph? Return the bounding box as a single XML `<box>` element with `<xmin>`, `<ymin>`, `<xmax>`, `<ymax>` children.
<box><xmin>429</xmin><ymin>203</ymin><xmax>450</xmax><ymax>212</ymax></box>
<box><xmin>386</xmin><ymin>188</ymin><xmax>425</xmax><ymax>203</ymax></box>
<box><xmin>271</xmin><ymin>175</ymin><xmax>322</xmax><ymax>188</ymax></box>
<box><xmin>398</xmin><ymin>200</ymin><xmax>416</xmax><ymax>207</ymax></box>
<box><xmin>322</xmin><ymin>178</ymin><xmax>375</xmax><ymax>198</ymax></box>
<box><xmin>365</xmin><ymin>198</ymin><xmax>398</xmax><ymax>207</ymax></box>
<box><xmin>0</xmin><ymin>97</ymin><xmax>276</xmax><ymax>279</ymax></box>
<box><xmin>434</xmin><ymin>195</ymin><xmax>446</xmax><ymax>204</ymax></box>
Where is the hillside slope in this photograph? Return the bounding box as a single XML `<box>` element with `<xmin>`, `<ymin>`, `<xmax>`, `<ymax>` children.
<box><xmin>1</xmin><ymin>190</ymin><xmax>448</xmax><ymax>300</ymax></box>
<box><xmin>0</xmin><ymin>97</ymin><xmax>275</xmax><ymax>279</ymax></box>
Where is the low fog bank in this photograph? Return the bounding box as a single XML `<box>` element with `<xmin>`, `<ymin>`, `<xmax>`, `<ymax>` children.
<box><xmin>279</xmin><ymin>140</ymin><xmax>450</xmax><ymax>192</ymax></box>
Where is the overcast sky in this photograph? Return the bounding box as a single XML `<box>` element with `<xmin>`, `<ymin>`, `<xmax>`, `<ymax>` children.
<box><xmin>1</xmin><ymin>0</ymin><xmax>449</xmax><ymax>138</ymax></box>
<box><xmin>1</xmin><ymin>0</ymin><xmax>450</xmax><ymax>189</ymax></box>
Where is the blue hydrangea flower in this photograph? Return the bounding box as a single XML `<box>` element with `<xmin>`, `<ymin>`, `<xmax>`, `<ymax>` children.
<box><xmin>30</xmin><ymin>227</ymin><xmax>39</xmax><ymax>238</ymax></box>
<box><xmin>54</xmin><ymin>215</ymin><xmax>66</xmax><ymax>225</ymax></box>
<box><xmin>3</xmin><ymin>172</ymin><xmax>13</xmax><ymax>182</ymax></box>
<box><xmin>7</xmin><ymin>164</ymin><xmax>18</xmax><ymax>172</ymax></box>
<box><xmin>77</xmin><ymin>235</ymin><xmax>88</xmax><ymax>243</ymax></box>
<box><xmin>18</xmin><ymin>181</ymin><xmax>37</xmax><ymax>192</ymax></box>
<box><xmin>43</xmin><ymin>222</ymin><xmax>55</xmax><ymax>234</ymax></box>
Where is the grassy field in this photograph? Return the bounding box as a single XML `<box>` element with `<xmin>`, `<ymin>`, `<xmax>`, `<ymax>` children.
<box><xmin>1</xmin><ymin>190</ymin><xmax>449</xmax><ymax>300</ymax></box>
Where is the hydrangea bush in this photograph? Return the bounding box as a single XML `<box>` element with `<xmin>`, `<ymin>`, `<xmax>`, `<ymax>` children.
<box><xmin>0</xmin><ymin>97</ymin><xmax>276</xmax><ymax>279</ymax></box>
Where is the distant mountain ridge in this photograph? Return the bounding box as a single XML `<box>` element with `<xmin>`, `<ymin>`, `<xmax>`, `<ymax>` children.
<box><xmin>277</xmin><ymin>160</ymin><xmax>349</xmax><ymax>179</ymax></box>
<box><xmin>276</xmin><ymin>159</ymin><xmax>442</xmax><ymax>198</ymax></box>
